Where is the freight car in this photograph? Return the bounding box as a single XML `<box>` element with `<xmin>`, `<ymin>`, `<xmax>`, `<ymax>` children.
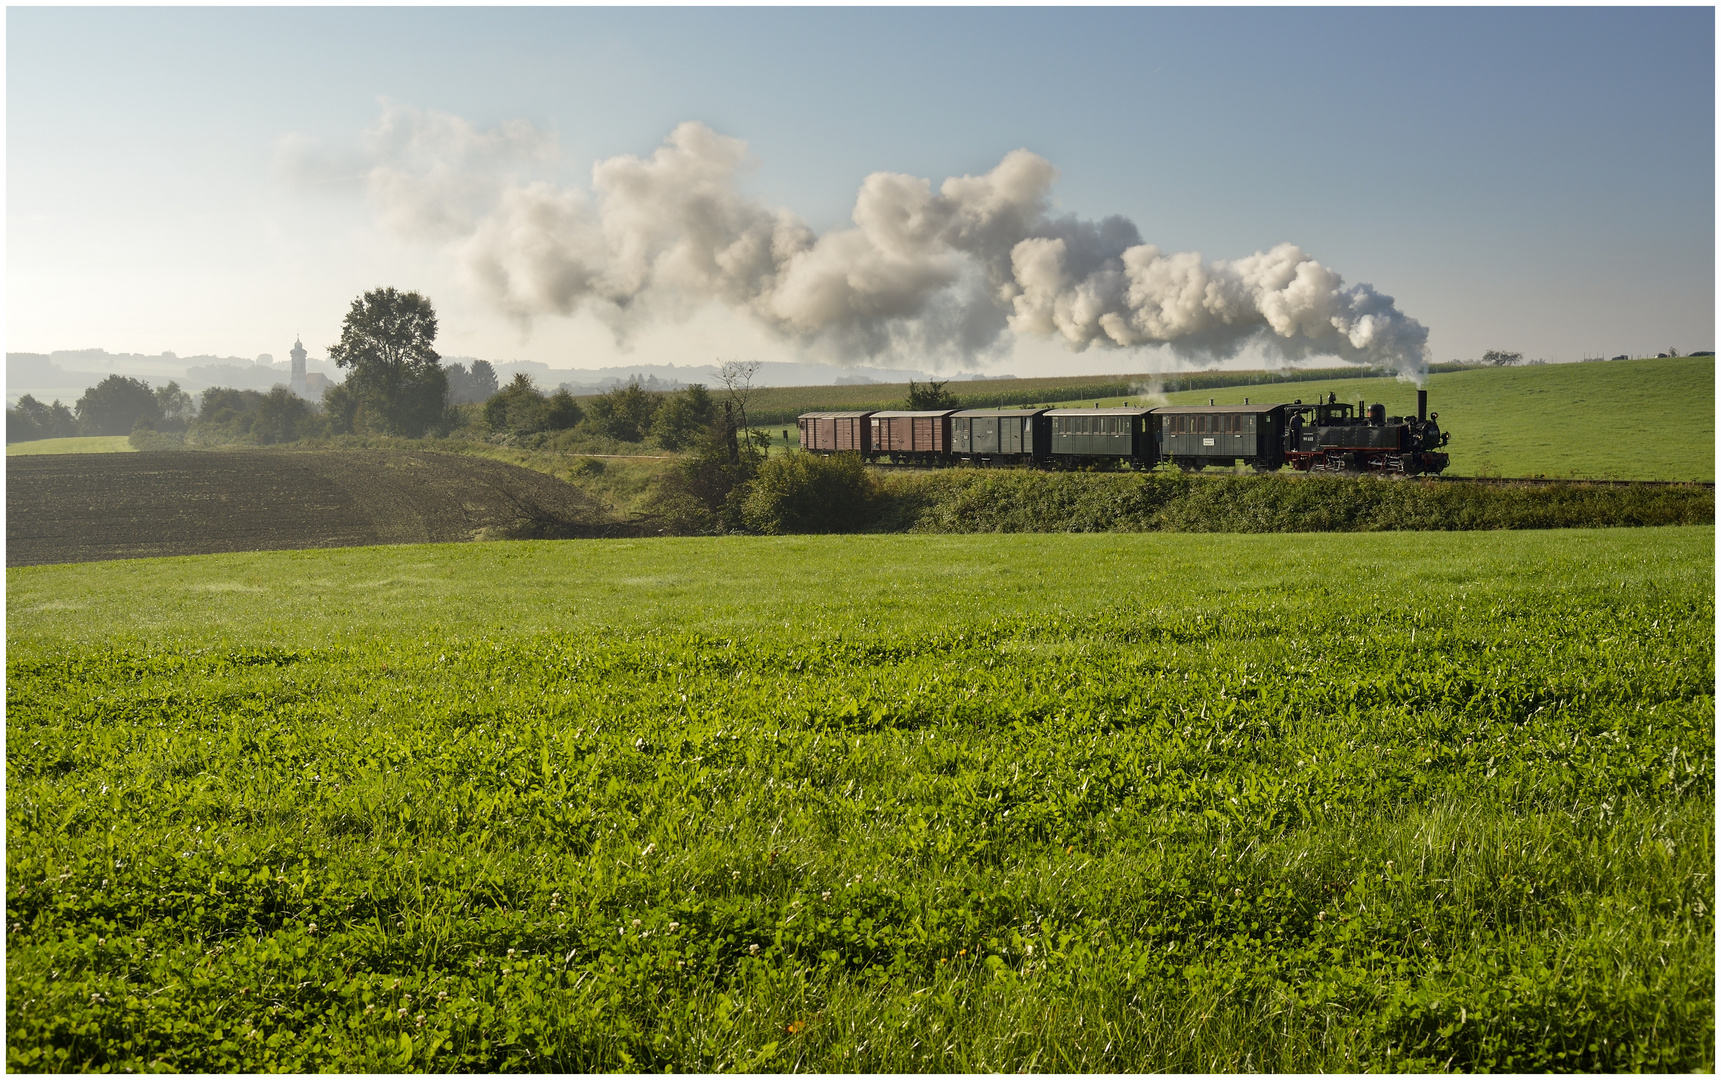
<box><xmin>798</xmin><ymin>389</ymin><xmax>1450</xmax><ymax>475</ymax></box>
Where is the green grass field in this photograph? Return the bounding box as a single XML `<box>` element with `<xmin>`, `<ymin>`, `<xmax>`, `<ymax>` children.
<box><xmin>8</xmin><ymin>529</ymin><xmax>1713</xmax><ymax>1071</ymax></box>
<box><xmin>6</xmin><ymin>435</ymin><xmax>134</xmax><ymax>456</ymax></box>
<box><xmin>1053</xmin><ymin>356</ymin><xmax>1714</xmax><ymax>482</ymax></box>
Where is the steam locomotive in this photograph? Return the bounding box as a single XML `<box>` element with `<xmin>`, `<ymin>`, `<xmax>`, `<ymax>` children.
<box><xmin>798</xmin><ymin>389</ymin><xmax>1450</xmax><ymax>475</ymax></box>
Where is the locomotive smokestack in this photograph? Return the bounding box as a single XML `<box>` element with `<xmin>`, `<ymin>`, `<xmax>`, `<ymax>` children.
<box><xmin>1418</xmin><ymin>389</ymin><xmax>1427</xmax><ymax>421</ymax></box>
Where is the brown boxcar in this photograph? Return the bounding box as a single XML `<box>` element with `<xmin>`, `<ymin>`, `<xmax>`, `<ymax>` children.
<box><xmin>868</xmin><ymin>410</ymin><xmax>954</xmax><ymax>462</ymax></box>
<box><xmin>798</xmin><ymin>411</ymin><xmax>874</xmax><ymax>454</ymax></box>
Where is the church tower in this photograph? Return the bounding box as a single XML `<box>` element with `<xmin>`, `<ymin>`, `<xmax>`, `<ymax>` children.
<box><xmin>290</xmin><ymin>337</ymin><xmax>308</xmax><ymax>398</ymax></box>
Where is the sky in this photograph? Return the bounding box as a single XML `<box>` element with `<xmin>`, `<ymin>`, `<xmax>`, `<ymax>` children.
<box><xmin>6</xmin><ymin>6</ymin><xmax>1715</xmax><ymax>379</ymax></box>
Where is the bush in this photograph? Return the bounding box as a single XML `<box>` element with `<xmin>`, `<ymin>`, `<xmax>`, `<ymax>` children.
<box><xmin>651</xmin><ymin>407</ymin><xmax>760</xmax><ymax>533</ymax></box>
<box><xmin>587</xmin><ymin>382</ymin><xmax>661</xmax><ymax>442</ymax></box>
<box><xmin>740</xmin><ymin>452</ymin><xmax>879</xmax><ymax>534</ymax></box>
<box><xmin>482</xmin><ymin>375</ymin><xmax>583</xmax><ymax>436</ymax></box>
<box><xmin>877</xmin><ymin>470</ymin><xmax>1715</xmax><ymax>534</ymax></box>
<box><xmin>650</xmin><ymin>384</ymin><xmax>717</xmax><ymax>450</ymax></box>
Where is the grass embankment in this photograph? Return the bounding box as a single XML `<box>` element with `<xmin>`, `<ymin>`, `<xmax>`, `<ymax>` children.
<box><xmin>868</xmin><ymin>471</ymin><xmax>1713</xmax><ymax>534</ymax></box>
<box><xmin>1051</xmin><ymin>355</ymin><xmax>1714</xmax><ymax>482</ymax></box>
<box><xmin>8</xmin><ymin>529</ymin><xmax>1713</xmax><ymax>1071</ymax></box>
<box><xmin>6</xmin><ymin>436</ymin><xmax>134</xmax><ymax>455</ymax></box>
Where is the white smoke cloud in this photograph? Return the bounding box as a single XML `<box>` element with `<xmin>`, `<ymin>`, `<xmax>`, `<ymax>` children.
<box><xmin>343</xmin><ymin>105</ymin><xmax>1430</xmax><ymax>377</ymax></box>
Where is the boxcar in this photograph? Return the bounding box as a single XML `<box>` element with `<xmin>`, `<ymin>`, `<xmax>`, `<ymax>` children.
<box><xmin>1045</xmin><ymin>408</ymin><xmax>1157</xmax><ymax>467</ymax></box>
<box><xmin>798</xmin><ymin>411</ymin><xmax>874</xmax><ymax>454</ymax></box>
<box><xmin>950</xmin><ymin>408</ymin><xmax>1048</xmax><ymax>462</ymax></box>
<box><xmin>868</xmin><ymin>410</ymin><xmax>954</xmax><ymax>464</ymax></box>
<box><xmin>1155</xmin><ymin>404</ymin><xmax>1287</xmax><ymax>470</ymax></box>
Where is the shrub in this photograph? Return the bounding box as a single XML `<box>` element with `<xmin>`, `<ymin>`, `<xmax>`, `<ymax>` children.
<box><xmin>587</xmin><ymin>381</ymin><xmax>661</xmax><ymax>442</ymax></box>
<box><xmin>650</xmin><ymin>384</ymin><xmax>717</xmax><ymax>450</ymax></box>
<box><xmin>741</xmin><ymin>452</ymin><xmax>879</xmax><ymax>534</ymax></box>
<box><xmin>483</xmin><ymin>376</ymin><xmax>584</xmax><ymax>436</ymax></box>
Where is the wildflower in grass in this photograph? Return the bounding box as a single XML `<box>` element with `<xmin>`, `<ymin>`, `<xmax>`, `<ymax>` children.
<box><xmin>365</xmin><ymin>1005</ymin><xmax>374</xmax><ymax>1014</ymax></box>
<box><xmin>631</xmin><ymin>919</ymin><xmax>641</xmax><ymax>929</ymax></box>
<box><xmin>748</xmin><ymin>943</ymin><xmax>760</xmax><ymax>955</ymax></box>
<box><xmin>821</xmin><ymin>891</ymin><xmax>831</xmax><ymax>901</ymax></box>
<box><xmin>668</xmin><ymin>922</ymin><xmax>680</xmax><ymax>932</ymax></box>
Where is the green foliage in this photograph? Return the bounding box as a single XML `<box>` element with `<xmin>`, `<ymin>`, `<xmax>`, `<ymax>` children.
<box><xmin>652</xmin><ymin>406</ymin><xmax>762</xmax><ymax>533</ymax></box>
<box><xmin>251</xmin><ymin>387</ymin><xmax>316</xmax><ymax>445</ymax></box>
<box><xmin>905</xmin><ymin>378</ymin><xmax>959</xmax><ymax>411</ymax></box>
<box><xmin>650</xmin><ymin>384</ymin><xmax>718</xmax><ymax>450</ymax></box>
<box><xmin>482</xmin><ymin>375</ymin><xmax>584</xmax><ymax>437</ymax></box>
<box><xmin>7</xmin><ymin>394</ymin><xmax>79</xmax><ymax>443</ymax></box>
<box><xmin>741</xmin><ymin>452</ymin><xmax>878</xmax><ymax>534</ymax></box>
<box><xmin>446</xmin><ymin>360</ymin><xmax>500</xmax><ymax>405</ymax></box>
<box><xmin>179</xmin><ymin>387</ymin><xmax>322</xmax><ymax>446</ymax></box>
<box><xmin>5</xmin><ymin>529</ymin><xmax>1713</xmax><ymax>1071</ymax></box>
<box><xmin>74</xmin><ymin>375</ymin><xmax>162</xmax><ymax>436</ymax></box>
<box><xmin>586</xmin><ymin>382</ymin><xmax>662</xmax><ymax>442</ymax></box>
<box><xmin>153</xmin><ymin>382</ymin><xmax>196</xmax><ymax>431</ymax></box>
<box><xmin>873</xmin><ymin>471</ymin><xmax>1714</xmax><ymax>535</ymax></box>
<box><xmin>327</xmin><ymin>288</ymin><xmax>449</xmax><ymax>438</ymax></box>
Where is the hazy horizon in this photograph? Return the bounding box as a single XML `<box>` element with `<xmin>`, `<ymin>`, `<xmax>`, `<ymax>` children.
<box><xmin>8</xmin><ymin>8</ymin><xmax>1714</xmax><ymax>377</ymax></box>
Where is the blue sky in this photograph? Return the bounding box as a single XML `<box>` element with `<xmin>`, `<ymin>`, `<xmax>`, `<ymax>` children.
<box><xmin>7</xmin><ymin>6</ymin><xmax>1714</xmax><ymax>376</ymax></box>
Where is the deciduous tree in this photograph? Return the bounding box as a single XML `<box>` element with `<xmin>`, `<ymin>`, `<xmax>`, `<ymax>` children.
<box><xmin>327</xmin><ymin>287</ymin><xmax>449</xmax><ymax>436</ymax></box>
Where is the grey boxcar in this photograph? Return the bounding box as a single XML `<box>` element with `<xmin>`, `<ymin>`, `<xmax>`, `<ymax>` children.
<box><xmin>950</xmin><ymin>408</ymin><xmax>1049</xmax><ymax>462</ymax></box>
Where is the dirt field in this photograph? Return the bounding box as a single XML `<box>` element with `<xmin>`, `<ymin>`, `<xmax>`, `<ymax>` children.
<box><xmin>6</xmin><ymin>450</ymin><xmax>633</xmax><ymax>567</ymax></box>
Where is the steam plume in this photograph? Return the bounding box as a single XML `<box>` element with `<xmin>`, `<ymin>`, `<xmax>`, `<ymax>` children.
<box><xmin>346</xmin><ymin>106</ymin><xmax>1430</xmax><ymax>377</ymax></box>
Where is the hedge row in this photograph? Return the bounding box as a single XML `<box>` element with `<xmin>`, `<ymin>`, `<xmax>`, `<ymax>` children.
<box><xmin>741</xmin><ymin>457</ymin><xmax>1714</xmax><ymax>534</ymax></box>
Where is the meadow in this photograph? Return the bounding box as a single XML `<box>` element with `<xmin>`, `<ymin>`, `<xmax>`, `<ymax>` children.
<box><xmin>6</xmin><ymin>435</ymin><xmax>134</xmax><ymax>456</ymax></box>
<box><xmin>8</xmin><ymin>528</ymin><xmax>1713</xmax><ymax>1071</ymax></box>
<box><xmin>1057</xmin><ymin>355</ymin><xmax>1714</xmax><ymax>482</ymax></box>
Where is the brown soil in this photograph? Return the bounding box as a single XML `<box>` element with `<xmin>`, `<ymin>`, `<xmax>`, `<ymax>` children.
<box><xmin>7</xmin><ymin>449</ymin><xmax>650</xmax><ymax>567</ymax></box>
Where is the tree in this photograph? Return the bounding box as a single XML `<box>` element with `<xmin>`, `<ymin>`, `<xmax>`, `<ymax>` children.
<box><xmin>717</xmin><ymin>359</ymin><xmax>763</xmax><ymax>433</ymax></box>
<box><xmin>1482</xmin><ymin>349</ymin><xmax>1524</xmax><ymax>366</ymax></box>
<box><xmin>905</xmin><ymin>378</ymin><xmax>959</xmax><ymax>410</ymax></box>
<box><xmin>482</xmin><ymin>374</ymin><xmax>586</xmax><ymax>437</ymax></box>
<box><xmin>650</xmin><ymin>383</ymin><xmax>717</xmax><ymax>449</ymax></box>
<box><xmin>445</xmin><ymin>359</ymin><xmax>502</xmax><ymax>405</ymax></box>
<box><xmin>469</xmin><ymin>360</ymin><xmax>500</xmax><ymax>399</ymax></box>
<box><xmin>7</xmin><ymin>394</ymin><xmax>77</xmax><ymax>443</ymax></box>
<box><xmin>586</xmin><ymin>380</ymin><xmax>662</xmax><ymax>442</ymax></box>
<box><xmin>154</xmin><ymin>382</ymin><xmax>196</xmax><ymax>430</ymax></box>
<box><xmin>653</xmin><ymin>401</ymin><xmax>763</xmax><ymax>533</ymax></box>
<box><xmin>327</xmin><ymin>287</ymin><xmax>449</xmax><ymax>436</ymax></box>
<box><xmin>75</xmin><ymin>375</ymin><xmax>163</xmax><ymax>435</ymax></box>
<box><xmin>252</xmin><ymin>386</ymin><xmax>313</xmax><ymax>444</ymax></box>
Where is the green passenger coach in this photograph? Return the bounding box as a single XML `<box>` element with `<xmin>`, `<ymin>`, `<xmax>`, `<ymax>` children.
<box><xmin>1044</xmin><ymin>407</ymin><xmax>1157</xmax><ymax>468</ymax></box>
<box><xmin>1156</xmin><ymin>403</ymin><xmax>1284</xmax><ymax>471</ymax></box>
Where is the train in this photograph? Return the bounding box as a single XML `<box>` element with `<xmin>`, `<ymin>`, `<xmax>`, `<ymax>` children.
<box><xmin>798</xmin><ymin>390</ymin><xmax>1451</xmax><ymax>475</ymax></box>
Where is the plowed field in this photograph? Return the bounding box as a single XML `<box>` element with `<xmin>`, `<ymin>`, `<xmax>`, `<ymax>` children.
<box><xmin>6</xmin><ymin>450</ymin><xmax>619</xmax><ymax>566</ymax></box>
